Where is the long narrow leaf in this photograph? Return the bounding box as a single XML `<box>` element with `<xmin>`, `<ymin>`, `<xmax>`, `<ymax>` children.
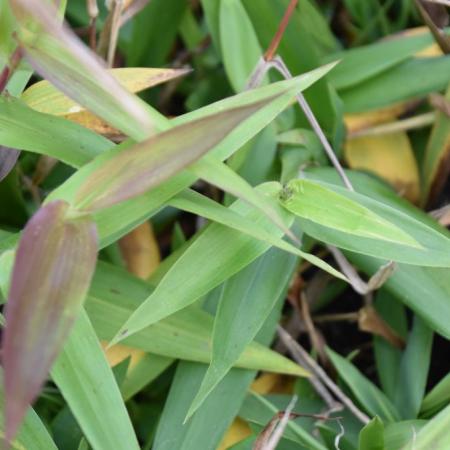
<box><xmin>168</xmin><ymin>188</ymin><xmax>345</xmax><ymax>280</ymax></box>
<box><xmin>11</xmin><ymin>0</ymin><xmax>165</xmax><ymax>138</ymax></box>
<box><xmin>51</xmin><ymin>311</ymin><xmax>140</xmax><ymax>450</ymax></box>
<box><xmin>280</xmin><ymin>179</ymin><xmax>420</xmax><ymax>248</ymax></box>
<box><xmin>3</xmin><ymin>201</ymin><xmax>97</xmax><ymax>441</ymax></box>
<box><xmin>74</xmin><ymin>97</ymin><xmax>281</xmax><ymax>212</ymax></box>
<box><xmin>186</xmin><ymin>247</ymin><xmax>304</xmax><ymax>420</ymax></box>
<box><xmin>107</xmin><ymin>183</ymin><xmax>295</xmax><ymax>346</ymax></box>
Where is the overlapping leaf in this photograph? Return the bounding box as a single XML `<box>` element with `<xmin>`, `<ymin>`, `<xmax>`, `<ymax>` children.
<box><xmin>107</xmin><ymin>183</ymin><xmax>342</xmax><ymax>347</ymax></box>
<box><xmin>185</xmin><ymin>247</ymin><xmax>304</xmax><ymax>420</ymax></box>
<box><xmin>11</xmin><ymin>0</ymin><xmax>166</xmax><ymax>139</ymax></box>
<box><xmin>280</xmin><ymin>179</ymin><xmax>421</xmax><ymax>248</ymax></box>
<box><xmin>73</xmin><ymin>97</ymin><xmax>283</xmax><ymax>212</ymax></box>
<box><xmin>2</xmin><ymin>201</ymin><xmax>97</xmax><ymax>441</ymax></box>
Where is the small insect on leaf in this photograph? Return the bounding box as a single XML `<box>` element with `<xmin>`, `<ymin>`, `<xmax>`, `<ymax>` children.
<box><xmin>2</xmin><ymin>200</ymin><xmax>98</xmax><ymax>442</ymax></box>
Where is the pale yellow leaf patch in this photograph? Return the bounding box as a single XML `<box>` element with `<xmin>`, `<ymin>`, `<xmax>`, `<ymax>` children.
<box><xmin>345</xmin><ymin>132</ymin><xmax>420</xmax><ymax>203</ymax></box>
<box><xmin>22</xmin><ymin>67</ymin><xmax>190</xmax><ymax>116</ymax></box>
<box><xmin>21</xmin><ymin>67</ymin><xmax>189</xmax><ymax>136</ymax></box>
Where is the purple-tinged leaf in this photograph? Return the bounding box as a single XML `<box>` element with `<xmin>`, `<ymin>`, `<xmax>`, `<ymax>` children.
<box><xmin>10</xmin><ymin>0</ymin><xmax>166</xmax><ymax>139</ymax></box>
<box><xmin>0</xmin><ymin>147</ymin><xmax>20</xmax><ymax>182</ymax></box>
<box><xmin>2</xmin><ymin>200</ymin><xmax>98</xmax><ymax>442</ymax></box>
<box><xmin>74</xmin><ymin>97</ymin><xmax>276</xmax><ymax>212</ymax></box>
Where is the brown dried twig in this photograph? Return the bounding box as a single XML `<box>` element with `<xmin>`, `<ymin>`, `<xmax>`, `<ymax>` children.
<box><xmin>277</xmin><ymin>326</ymin><xmax>370</xmax><ymax>424</ymax></box>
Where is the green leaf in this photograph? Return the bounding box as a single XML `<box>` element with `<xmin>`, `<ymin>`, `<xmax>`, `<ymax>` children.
<box><xmin>47</xmin><ymin>66</ymin><xmax>336</xmax><ymax>247</ymax></box>
<box><xmin>51</xmin><ymin>311</ymin><xmax>140</xmax><ymax>450</ymax></box>
<box><xmin>86</xmin><ymin>261</ymin><xmax>305</xmax><ymax>376</ymax></box>
<box><xmin>401</xmin><ymin>404</ymin><xmax>450</xmax><ymax>449</ymax></box>
<box><xmin>153</xmin><ymin>362</ymin><xmax>256</xmax><ymax>450</ymax></box>
<box><xmin>125</xmin><ymin>0</ymin><xmax>187</xmax><ymax>68</ymax></box>
<box><xmin>341</xmin><ymin>56</ymin><xmax>450</xmax><ymax>113</ymax></box>
<box><xmin>186</xmin><ymin>247</ymin><xmax>304</xmax><ymax>420</ymax></box>
<box><xmin>421</xmin><ymin>373</ymin><xmax>450</xmax><ymax>417</ymax></box>
<box><xmin>168</xmin><ymin>188</ymin><xmax>345</xmax><ymax>280</ymax></box>
<box><xmin>299</xmin><ymin>169</ymin><xmax>450</xmax><ymax>267</ymax></box>
<box><xmin>200</xmin><ymin>0</ymin><xmax>221</xmax><ymax>53</ymax></box>
<box><xmin>108</xmin><ymin>183</ymin><xmax>295</xmax><ymax>345</ymax></box>
<box><xmin>305</xmin><ymin>168</ymin><xmax>450</xmax><ymax>337</ymax></box>
<box><xmin>190</xmin><ymin>157</ymin><xmax>298</xmax><ymax>244</ymax></box>
<box><xmin>153</xmin><ymin>291</ymin><xmax>286</xmax><ymax>450</ymax></box>
<box><xmin>394</xmin><ymin>317</ymin><xmax>433</xmax><ymax>419</ymax></box>
<box><xmin>220</xmin><ymin>0</ymin><xmax>264</xmax><ymax>92</ymax></box>
<box><xmin>0</xmin><ymin>97</ymin><xmax>112</xmax><ymax>167</ymax></box>
<box><xmin>384</xmin><ymin>421</ymin><xmax>426</xmax><ymax>450</ymax></box>
<box><xmin>358</xmin><ymin>417</ymin><xmax>385</xmax><ymax>450</ymax></box>
<box><xmin>121</xmin><ymin>354</ymin><xmax>173</xmax><ymax>401</ymax></box>
<box><xmin>326</xmin><ymin>347</ymin><xmax>400</xmax><ymax>423</ymax></box>
<box><xmin>373</xmin><ymin>291</ymin><xmax>407</xmax><ymax>402</ymax></box>
<box><xmin>281</xmin><ymin>179</ymin><xmax>420</xmax><ymax>248</ymax></box>
<box><xmin>3</xmin><ymin>201</ymin><xmax>97</xmax><ymax>441</ymax></box>
<box><xmin>326</xmin><ymin>30</ymin><xmax>435</xmax><ymax>90</ymax></box>
<box><xmin>12</xmin><ymin>0</ymin><xmax>166</xmax><ymax>139</ymax></box>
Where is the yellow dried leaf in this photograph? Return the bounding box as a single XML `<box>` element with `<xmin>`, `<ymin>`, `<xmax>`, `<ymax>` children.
<box><xmin>218</xmin><ymin>418</ymin><xmax>252</xmax><ymax>450</ymax></box>
<box><xmin>62</xmin><ymin>111</ymin><xmax>123</xmax><ymax>139</ymax></box>
<box><xmin>119</xmin><ymin>221</ymin><xmax>161</xmax><ymax>280</ymax></box>
<box><xmin>344</xmin><ymin>132</ymin><xmax>420</xmax><ymax>203</ymax></box>
<box><xmin>344</xmin><ymin>102</ymin><xmax>412</xmax><ymax>134</ymax></box>
<box><xmin>101</xmin><ymin>342</ymin><xmax>144</xmax><ymax>371</ymax></box>
<box><xmin>252</xmin><ymin>373</ymin><xmax>294</xmax><ymax>395</ymax></box>
<box><xmin>21</xmin><ymin>67</ymin><xmax>190</xmax><ymax>116</ymax></box>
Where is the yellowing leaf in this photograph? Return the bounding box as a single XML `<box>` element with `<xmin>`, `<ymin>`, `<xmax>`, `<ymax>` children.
<box><xmin>400</xmin><ymin>26</ymin><xmax>444</xmax><ymax>58</ymax></box>
<box><xmin>101</xmin><ymin>342</ymin><xmax>144</xmax><ymax>372</ymax></box>
<box><xmin>21</xmin><ymin>67</ymin><xmax>189</xmax><ymax>116</ymax></box>
<box><xmin>218</xmin><ymin>418</ymin><xmax>251</xmax><ymax>450</ymax></box>
<box><xmin>252</xmin><ymin>373</ymin><xmax>295</xmax><ymax>395</ymax></box>
<box><xmin>344</xmin><ymin>102</ymin><xmax>411</xmax><ymax>134</ymax></box>
<box><xmin>345</xmin><ymin>132</ymin><xmax>420</xmax><ymax>203</ymax></box>
<box><xmin>119</xmin><ymin>221</ymin><xmax>160</xmax><ymax>280</ymax></box>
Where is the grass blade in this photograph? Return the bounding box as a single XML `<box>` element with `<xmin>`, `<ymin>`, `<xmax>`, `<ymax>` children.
<box><xmin>51</xmin><ymin>311</ymin><xmax>140</xmax><ymax>450</ymax></box>
<box><xmin>73</xmin><ymin>98</ymin><xmax>282</xmax><ymax>212</ymax></box>
<box><xmin>3</xmin><ymin>201</ymin><xmax>97</xmax><ymax>441</ymax></box>
<box><xmin>107</xmin><ymin>183</ymin><xmax>294</xmax><ymax>346</ymax></box>
<box><xmin>280</xmin><ymin>179</ymin><xmax>420</xmax><ymax>248</ymax></box>
<box><xmin>185</xmin><ymin>247</ymin><xmax>304</xmax><ymax>420</ymax></box>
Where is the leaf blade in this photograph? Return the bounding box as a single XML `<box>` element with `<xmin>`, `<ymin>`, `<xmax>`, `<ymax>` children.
<box><xmin>3</xmin><ymin>201</ymin><xmax>97</xmax><ymax>441</ymax></box>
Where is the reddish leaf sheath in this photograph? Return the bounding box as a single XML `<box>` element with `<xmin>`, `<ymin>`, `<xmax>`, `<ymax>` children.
<box><xmin>2</xmin><ymin>200</ymin><xmax>98</xmax><ymax>442</ymax></box>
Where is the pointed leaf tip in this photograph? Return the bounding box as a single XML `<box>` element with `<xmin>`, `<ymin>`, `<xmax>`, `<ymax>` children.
<box><xmin>3</xmin><ymin>200</ymin><xmax>98</xmax><ymax>441</ymax></box>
